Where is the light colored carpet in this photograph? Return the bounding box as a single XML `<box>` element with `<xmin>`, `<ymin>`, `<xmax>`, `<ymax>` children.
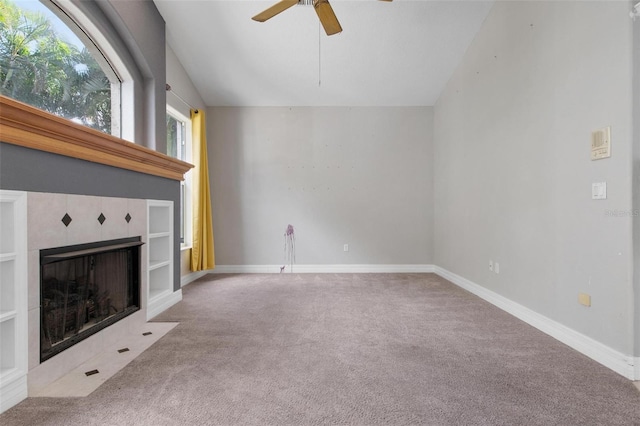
<box><xmin>2</xmin><ymin>273</ymin><xmax>640</xmax><ymax>425</ymax></box>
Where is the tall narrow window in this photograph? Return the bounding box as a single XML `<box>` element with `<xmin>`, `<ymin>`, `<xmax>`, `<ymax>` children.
<box><xmin>167</xmin><ymin>113</ymin><xmax>186</xmax><ymax>162</ymax></box>
<box><xmin>0</xmin><ymin>0</ymin><xmax>120</xmax><ymax>136</ymax></box>
<box><xmin>166</xmin><ymin>107</ymin><xmax>191</xmax><ymax>246</ymax></box>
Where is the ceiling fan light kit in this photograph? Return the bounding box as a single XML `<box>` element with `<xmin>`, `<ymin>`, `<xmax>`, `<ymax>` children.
<box><xmin>252</xmin><ymin>0</ymin><xmax>392</xmax><ymax>36</ymax></box>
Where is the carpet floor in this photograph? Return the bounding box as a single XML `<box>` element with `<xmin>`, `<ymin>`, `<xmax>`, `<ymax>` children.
<box><xmin>2</xmin><ymin>273</ymin><xmax>640</xmax><ymax>425</ymax></box>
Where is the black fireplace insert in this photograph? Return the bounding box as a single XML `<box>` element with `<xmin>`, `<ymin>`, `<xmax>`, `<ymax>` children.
<box><xmin>40</xmin><ymin>237</ymin><xmax>143</xmax><ymax>362</ymax></box>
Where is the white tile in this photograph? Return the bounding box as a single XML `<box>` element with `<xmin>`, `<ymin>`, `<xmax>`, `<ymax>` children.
<box><xmin>27</xmin><ymin>250</ymin><xmax>40</xmax><ymax>311</ymax></box>
<box><xmin>29</xmin><ymin>322</ymin><xmax>177</xmax><ymax>397</ymax></box>
<box><xmin>100</xmin><ymin>196</ymin><xmax>129</xmax><ymax>241</ymax></box>
<box><xmin>27</xmin><ymin>309</ymin><xmax>149</xmax><ymax>393</ymax></box>
<box><xmin>28</xmin><ymin>307</ymin><xmax>40</xmax><ymax>371</ymax></box>
<box><xmin>66</xmin><ymin>194</ymin><xmax>101</xmax><ymax>246</ymax></box>
<box><xmin>127</xmin><ymin>198</ymin><xmax>147</xmax><ymax>238</ymax></box>
<box><xmin>140</xmin><ymin>264</ymin><xmax>149</xmax><ymax>308</ymax></box>
<box><xmin>27</xmin><ymin>192</ymin><xmax>67</xmax><ymax>250</ymax></box>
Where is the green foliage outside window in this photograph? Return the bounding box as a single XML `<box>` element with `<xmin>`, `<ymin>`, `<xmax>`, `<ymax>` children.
<box><xmin>0</xmin><ymin>0</ymin><xmax>112</xmax><ymax>134</ymax></box>
<box><xmin>166</xmin><ymin>114</ymin><xmax>185</xmax><ymax>161</ymax></box>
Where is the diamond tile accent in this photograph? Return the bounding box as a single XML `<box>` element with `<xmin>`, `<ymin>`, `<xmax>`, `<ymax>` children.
<box><xmin>61</xmin><ymin>213</ymin><xmax>72</xmax><ymax>227</ymax></box>
<box><xmin>125</xmin><ymin>213</ymin><xmax>132</xmax><ymax>223</ymax></box>
<box><xmin>97</xmin><ymin>213</ymin><xmax>106</xmax><ymax>225</ymax></box>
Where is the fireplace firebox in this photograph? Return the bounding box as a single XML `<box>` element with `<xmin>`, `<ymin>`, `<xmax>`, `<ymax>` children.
<box><xmin>40</xmin><ymin>237</ymin><xmax>143</xmax><ymax>362</ymax></box>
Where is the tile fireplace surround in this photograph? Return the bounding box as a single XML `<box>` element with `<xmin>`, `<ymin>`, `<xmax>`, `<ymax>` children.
<box><xmin>26</xmin><ymin>192</ymin><xmax>148</xmax><ymax>392</ymax></box>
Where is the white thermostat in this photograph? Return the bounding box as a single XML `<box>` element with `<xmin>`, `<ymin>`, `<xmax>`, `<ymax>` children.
<box><xmin>591</xmin><ymin>126</ymin><xmax>611</xmax><ymax>160</ymax></box>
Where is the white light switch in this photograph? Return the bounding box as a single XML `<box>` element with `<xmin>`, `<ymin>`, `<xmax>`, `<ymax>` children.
<box><xmin>592</xmin><ymin>182</ymin><xmax>607</xmax><ymax>200</ymax></box>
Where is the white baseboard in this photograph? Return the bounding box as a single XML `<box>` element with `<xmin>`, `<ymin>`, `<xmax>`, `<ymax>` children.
<box><xmin>147</xmin><ymin>289</ymin><xmax>182</xmax><ymax>320</ymax></box>
<box><xmin>434</xmin><ymin>266</ymin><xmax>637</xmax><ymax>380</ymax></box>
<box><xmin>211</xmin><ymin>264</ymin><xmax>435</xmax><ymax>274</ymax></box>
<box><xmin>181</xmin><ymin>270</ymin><xmax>209</xmax><ymax>287</ymax></box>
<box><xmin>0</xmin><ymin>370</ymin><xmax>27</xmax><ymax>414</ymax></box>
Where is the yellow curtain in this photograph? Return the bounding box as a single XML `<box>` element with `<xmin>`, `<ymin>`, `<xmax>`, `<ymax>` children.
<box><xmin>190</xmin><ymin>109</ymin><xmax>215</xmax><ymax>271</ymax></box>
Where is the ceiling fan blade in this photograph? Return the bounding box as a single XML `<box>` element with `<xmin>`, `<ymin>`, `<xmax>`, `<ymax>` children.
<box><xmin>252</xmin><ymin>0</ymin><xmax>298</xmax><ymax>22</ymax></box>
<box><xmin>313</xmin><ymin>0</ymin><xmax>342</xmax><ymax>36</ymax></box>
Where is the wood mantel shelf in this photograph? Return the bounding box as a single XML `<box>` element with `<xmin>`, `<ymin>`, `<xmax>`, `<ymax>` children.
<box><xmin>0</xmin><ymin>95</ymin><xmax>193</xmax><ymax>181</ymax></box>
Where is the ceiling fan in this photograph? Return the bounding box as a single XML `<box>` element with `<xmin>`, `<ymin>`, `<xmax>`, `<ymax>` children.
<box><xmin>252</xmin><ymin>0</ymin><xmax>392</xmax><ymax>36</ymax></box>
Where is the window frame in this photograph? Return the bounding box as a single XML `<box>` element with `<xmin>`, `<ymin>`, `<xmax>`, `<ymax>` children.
<box><xmin>1</xmin><ymin>0</ymin><xmax>126</xmax><ymax>139</ymax></box>
<box><xmin>166</xmin><ymin>105</ymin><xmax>193</xmax><ymax>249</ymax></box>
<box><xmin>44</xmin><ymin>0</ymin><xmax>137</xmax><ymax>142</ymax></box>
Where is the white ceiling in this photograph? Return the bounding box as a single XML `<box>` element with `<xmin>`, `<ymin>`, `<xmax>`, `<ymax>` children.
<box><xmin>153</xmin><ymin>0</ymin><xmax>494</xmax><ymax>107</ymax></box>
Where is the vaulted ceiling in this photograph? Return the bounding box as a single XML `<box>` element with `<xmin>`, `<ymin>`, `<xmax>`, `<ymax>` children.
<box><xmin>153</xmin><ymin>0</ymin><xmax>494</xmax><ymax>107</ymax></box>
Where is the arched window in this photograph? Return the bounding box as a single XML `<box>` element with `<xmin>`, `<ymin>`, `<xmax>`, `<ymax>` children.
<box><xmin>0</xmin><ymin>0</ymin><xmax>124</xmax><ymax>137</ymax></box>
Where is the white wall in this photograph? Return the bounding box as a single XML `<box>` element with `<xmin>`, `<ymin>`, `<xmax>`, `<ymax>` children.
<box><xmin>166</xmin><ymin>43</ymin><xmax>207</xmax><ymax>279</ymax></box>
<box><xmin>87</xmin><ymin>0</ymin><xmax>166</xmax><ymax>151</ymax></box>
<box><xmin>208</xmin><ymin>107</ymin><xmax>433</xmax><ymax>267</ymax></box>
<box><xmin>434</xmin><ymin>1</ymin><xmax>634</xmax><ymax>354</ymax></box>
<box><xmin>166</xmin><ymin>44</ymin><xmax>206</xmax><ymax>117</ymax></box>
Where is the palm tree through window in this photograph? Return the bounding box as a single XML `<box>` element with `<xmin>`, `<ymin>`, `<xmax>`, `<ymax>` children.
<box><xmin>0</xmin><ymin>0</ymin><xmax>117</xmax><ymax>135</ymax></box>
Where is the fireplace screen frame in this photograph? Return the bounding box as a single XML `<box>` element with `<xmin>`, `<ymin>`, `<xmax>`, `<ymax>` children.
<box><xmin>39</xmin><ymin>237</ymin><xmax>143</xmax><ymax>362</ymax></box>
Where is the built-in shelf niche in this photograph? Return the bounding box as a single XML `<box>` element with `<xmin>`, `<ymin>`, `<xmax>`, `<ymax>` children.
<box><xmin>146</xmin><ymin>200</ymin><xmax>174</xmax><ymax>320</ymax></box>
<box><xmin>0</xmin><ymin>190</ymin><xmax>27</xmax><ymax>413</ymax></box>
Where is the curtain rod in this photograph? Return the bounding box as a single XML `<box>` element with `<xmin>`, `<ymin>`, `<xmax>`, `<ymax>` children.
<box><xmin>166</xmin><ymin>84</ymin><xmax>199</xmax><ymax>113</ymax></box>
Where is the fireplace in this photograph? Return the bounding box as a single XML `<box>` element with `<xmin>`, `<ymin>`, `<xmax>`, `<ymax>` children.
<box><xmin>40</xmin><ymin>237</ymin><xmax>143</xmax><ymax>362</ymax></box>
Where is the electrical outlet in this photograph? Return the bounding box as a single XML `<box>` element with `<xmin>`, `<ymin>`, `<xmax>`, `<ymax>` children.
<box><xmin>343</xmin><ymin>244</ymin><xmax>349</xmax><ymax>252</ymax></box>
<box><xmin>489</xmin><ymin>260</ymin><xmax>493</xmax><ymax>272</ymax></box>
<box><xmin>495</xmin><ymin>262</ymin><xmax>500</xmax><ymax>274</ymax></box>
<box><xmin>578</xmin><ymin>293</ymin><xmax>591</xmax><ymax>307</ymax></box>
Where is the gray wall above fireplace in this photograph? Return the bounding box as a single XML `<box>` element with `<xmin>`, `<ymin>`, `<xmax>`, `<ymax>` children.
<box><xmin>0</xmin><ymin>143</ymin><xmax>181</xmax><ymax>292</ymax></box>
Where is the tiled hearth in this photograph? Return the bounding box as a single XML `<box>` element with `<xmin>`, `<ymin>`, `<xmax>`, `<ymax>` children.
<box><xmin>26</xmin><ymin>192</ymin><xmax>149</xmax><ymax>393</ymax></box>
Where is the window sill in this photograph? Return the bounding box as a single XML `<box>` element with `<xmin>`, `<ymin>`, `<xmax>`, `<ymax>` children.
<box><xmin>180</xmin><ymin>246</ymin><xmax>192</xmax><ymax>252</ymax></box>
